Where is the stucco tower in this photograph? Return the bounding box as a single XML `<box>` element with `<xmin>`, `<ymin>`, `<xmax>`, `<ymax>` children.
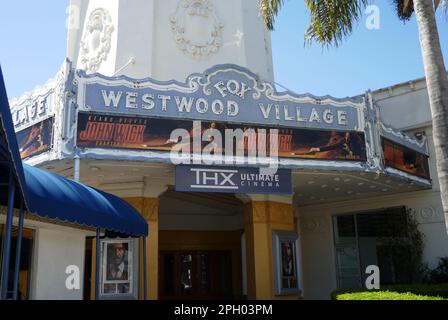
<box><xmin>67</xmin><ymin>0</ymin><xmax>274</xmax><ymax>82</ymax></box>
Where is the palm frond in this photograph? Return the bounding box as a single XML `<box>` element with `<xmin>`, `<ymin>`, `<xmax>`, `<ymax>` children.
<box><xmin>394</xmin><ymin>0</ymin><xmax>414</xmax><ymax>21</ymax></box>
<box><xmin>393</xmin><ymin>0</ymin><xmax>446</xmax><ymax>23</ymax></box>
<box><xmin>257</xmin><ymin>0</ymin><xmax>446</xmax><ymax>47</ymax></box>
<box><xmin>258</xmin><ymin>0</ymin><xmax>285</xmax><ymax>30</ymax></box>
<box><xmin>304</xmin><ymin>0</ymin><xmax>370</xmax><ymax>47</ymax></box>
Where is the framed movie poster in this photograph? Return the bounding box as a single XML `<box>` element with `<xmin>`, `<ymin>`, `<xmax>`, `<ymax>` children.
<box><xmin>272</xmin><ymin>230</ymin><xmax>301</xmax><ymax>296</ymax></box>
<box><xmin>100</xmin><ymin>239</ymin><xmax>134</xmax><ymax>297</ymax></box>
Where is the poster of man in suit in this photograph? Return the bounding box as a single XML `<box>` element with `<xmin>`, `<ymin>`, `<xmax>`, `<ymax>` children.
<box><xmin>281</xmin><ymin>241</ymin><xmax>298</xmax><ymax>290</ymax></box>
<box><xmin>101</xmin><ymin>240</ymin><xmax>133</xmax><ymax>295</ymax></box>
<box><xmin>282</xmin><ymin>241</ymin><xmax>295</xmax><ymax>277</ymax></box>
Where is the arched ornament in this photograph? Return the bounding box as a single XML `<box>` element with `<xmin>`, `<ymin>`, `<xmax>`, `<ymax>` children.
<box><xmin>170</xmin><ymin>0</ymin><xmax>224</xmax><ymax>59</ymax></box>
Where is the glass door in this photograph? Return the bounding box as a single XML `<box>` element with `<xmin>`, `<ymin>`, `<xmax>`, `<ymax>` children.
<box><xmin>333</xmin><ymin>207</ymin><xmax>413</xmax><ymax>289</ymax></box>
<box><xmin>159</xmin><ymin>251</ymin><xmax>232</xmax><ymax>300</ymax></box>
<box><xmin>333</xmin><ymin>215</ymin><xmax>362</xmax><ymax>289</ymax></box>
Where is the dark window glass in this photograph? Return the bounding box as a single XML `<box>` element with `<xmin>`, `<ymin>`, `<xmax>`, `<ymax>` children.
<box><xmin>0</xmin><ymin>225</ymin><xmax>34</xmax><ymax>300</ymax></box>
<box><xmin>217</xmin><ymin>252</ymin><xmax>232</xmax><ymax>297</ymax></box>
<box><xmin>163</xmin><ymin>254</ymin><xmax>175</xmax><ymax>296</ymax></box>
<box><xmin>199</xmin><ymin>253</ymin><xmax>210</xmax><ymax>295</ymax></box>
<box><xmin>334</xmin><ymin>215</ymin><xmax>356</xmax><ymax>245</ymax></box>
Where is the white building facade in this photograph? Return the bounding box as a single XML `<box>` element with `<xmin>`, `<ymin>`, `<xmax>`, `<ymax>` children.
<box><xmin>300</xmin><ymin>78</ymin><xmax>448</xmax><ymax>299</ymax></box>
<box><xmin>5</xmin><ymin>0</ymin><xmax>448</xmax><ymax>300</ymax></box>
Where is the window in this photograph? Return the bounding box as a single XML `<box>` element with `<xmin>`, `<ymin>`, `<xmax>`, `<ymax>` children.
<box><xmin>333</xmin><ymin>207</ymin><xmax>417</xmax><ymax>289</ymax></box>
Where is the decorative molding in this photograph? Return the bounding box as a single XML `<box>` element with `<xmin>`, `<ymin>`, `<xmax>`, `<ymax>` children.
<box><xmin>124</xmin><ymin>197</ymin><xmax>159</xmax><ymax>222</ymax></box>
<box><xmin>80</xmin><ymin>8</ymin><xmax>114</xmax><ymax>73</ymax></box>
<box><xmin>244</xmin><ymin>201</ymin><xmax>294</xmax><ymax>225</ymax></box>
<box><xmin>9</xmin><ymin>63</ymin><xmax>66</xmax><ymax>130</ymax></box>
<box><xmin>253</xmin><ymin>203</ymin><xmax>268</xmax><ymax>223</ymax></box>
<box><xmin>414</xmin><ymin>206</ymin><xmax>445</xmax><ymax>224</ymax></box>
<box><xmin>244</xmin><ymin>194</ymin><xmax>293</xmax><ymax>205</ymax></box>
<box><xmin>75</xmin><ymin>64</ymin><xmax>365</xmax><ymax>128</ymax></box>
<box><xmin>143</xmin><ymin>198</ymin><xmax>160</xmax><ymax>222</ymax></box>
<box><xmin>170</xmin><ymin>0</ymin><xmax>224</xmax><ymax>59</ymax></box>
<box><xmin>380</xmin><ymin>122</ymin><xmax>428</xmax><ymax>155</ymax></box>
<box><xmin>269</xmin><ymin>202</ymin><xmax>294</xmax><ymax>224</ymax></box>
<box><xmin>243</xmin><ymin>202</ymin><xmax>267</xmax><ymax>225</ymax></box>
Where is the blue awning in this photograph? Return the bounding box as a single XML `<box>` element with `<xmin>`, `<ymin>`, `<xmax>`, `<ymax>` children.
<box><xmin>23</xmin><ymin>163</ymin><xmax>148</xmax><ymax>236</ymax></box>
<box><xmin>0</xmin><ymin>66</ymin><xmax>148</xmax><ymax>236</ymax></box>
<box><xmin>0</xmin><ymin>68</ymin><xmax>27</xmax><ymax>209</ymax></box>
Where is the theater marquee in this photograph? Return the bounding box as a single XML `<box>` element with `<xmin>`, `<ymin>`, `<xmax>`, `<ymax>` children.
<box><xmin>76</xmin><ymin>112</ymin><xmax>367</xmax><ymax>161</ymax></box>
<box><xmin>8</xmin><ymin>61</ymin><xmax>431</xmax><ymax>190</ymax></box>
<box><xmin>76</xmin><ymin>64</ymin><xmax>365</xmax><ymax>132</ymax></box>
<box><xmin>64</xmin><ymin>63</ymin><xmax>430</xmax><ymax>184</ymax></box>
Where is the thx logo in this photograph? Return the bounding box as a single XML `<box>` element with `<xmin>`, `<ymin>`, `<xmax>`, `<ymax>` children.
<box><xmin>191</xmin><ymin>168</ymin><xmax>238</xmax><ymax>191</ymax></box>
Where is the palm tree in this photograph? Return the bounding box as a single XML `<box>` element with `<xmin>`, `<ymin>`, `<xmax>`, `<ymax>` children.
<box><xmin>259</xmin><ymin>0</ymin><xmax>448</xmax><ymax>231</ymax></box>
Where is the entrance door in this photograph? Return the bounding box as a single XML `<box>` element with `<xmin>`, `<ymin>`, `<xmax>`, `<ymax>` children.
<box><xmin>333</xmin><ymin>215</ymin><xmax>362</xmax><ymax>289</ymax></box>
<box><xmin>159</xmin><ymin>251</ymin><xmax>232</xmax><ymax>300</ymax></box>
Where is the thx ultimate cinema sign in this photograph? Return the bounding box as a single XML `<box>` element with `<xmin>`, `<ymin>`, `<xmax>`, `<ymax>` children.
<box><xmin>76</xmin><ymin>64</ymin><xmax>365</xmax><ymax>131</ymax></box>
<box><xmin>175</xmin><ymin>165</ymin><xmax>292</xmax><ymax>195</ymax></box>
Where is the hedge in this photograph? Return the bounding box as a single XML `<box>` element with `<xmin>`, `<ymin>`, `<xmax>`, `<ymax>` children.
<box><xmin>331</xmin><ymin>283</ymin><xmax>448</xmax><ymax>300</ymax></box>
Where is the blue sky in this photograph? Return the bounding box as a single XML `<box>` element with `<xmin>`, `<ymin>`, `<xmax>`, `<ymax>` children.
<box><xmin>0</xmin><ymin>1</ymin><xmax>447</xmax><ymax>98</ymax></box>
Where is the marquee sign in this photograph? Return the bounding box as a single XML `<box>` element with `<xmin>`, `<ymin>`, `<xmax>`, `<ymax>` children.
<box><xmin>382</xmin><ymin>138</ymin><xmax>430</xmax><ymax>180</ymax></box>
<box><xmin>175</xmin><ymin>165</ymin><xmax>292</xmax><ymax>195</ymax></box>
<box><xmin>76</xmin><ymin>64</ymin><xmax>365</xmax><ymax>132</ymax></box>
<box><xmin>6</xmin><ymin>61</ymin><xmax>432</xmax><ymax>186</ymax></box>
<box><xmin>10</xmin><ymin>65</ymin><xmax>65</xmax><ymax>132</ymax></box>
<box><xmin>76</xmin><ymin>112</ymin><xmax>367</xmax><ymax>161</ymax></box>
<box><xmin>11</xmin><ymin>90</ymin><xmax>54</xmax><ymax>131</ymax></box>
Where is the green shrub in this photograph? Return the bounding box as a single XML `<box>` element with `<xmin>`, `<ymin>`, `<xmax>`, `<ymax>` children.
<box><xmin>335</xmin><ymin>291</ymin><xmax>446</xmax><ymax>300</ymax></box>
<box><xmin>331</xmin><ymin>283</ymin><xmax>448</xmax><ymax>300</ymax></box>
<box><xmin>429</xmin><ymin>258</ymin><xmax>448</xmax><ymax>283</ymax></box>
<box><xmin>378</xmin><ymin>208</ymin><xmax>425</xmax><ymax>284</ymax></box>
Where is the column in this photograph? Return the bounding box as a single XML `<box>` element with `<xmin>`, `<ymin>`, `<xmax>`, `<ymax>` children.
<box><xmin>125</xmin><ymin>181</ymin><xmax>167</xmax><ymax>300</ymax></box>
<box><xmin>241</xmin><ymin>195</ymin><xmax>298</xmax><ymax>300</ymax></box>
<box><xmin>125</xmin><ymin>197</ymin><xmax>159</xmax><ymax>300</ymax></box>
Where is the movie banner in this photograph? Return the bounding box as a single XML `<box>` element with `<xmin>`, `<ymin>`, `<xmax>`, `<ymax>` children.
<box><xmin>382</xmin><ymin>138</ymin><xmax>430</xmax><ymax>179</ymax></box>
<box><xmin>76</xmin><ymin>112</ymin><xmax>367</xmax><ymax>161</ymax></box>
<box><xmin>16</xmin><ymin>117</ymin><xmax>54</xmax><ymax>159</ymax></box>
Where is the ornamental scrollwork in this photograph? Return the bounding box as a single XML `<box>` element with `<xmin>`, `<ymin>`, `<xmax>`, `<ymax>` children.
<box><xmin>80</xmin><ymin>8</ymin><xmax>115</xmax><ymax>73</ymax></box>
<box><xmin>170</xmin><ymin>0</ymin><xmax>224</xmax><ymax>59</ymax></box>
